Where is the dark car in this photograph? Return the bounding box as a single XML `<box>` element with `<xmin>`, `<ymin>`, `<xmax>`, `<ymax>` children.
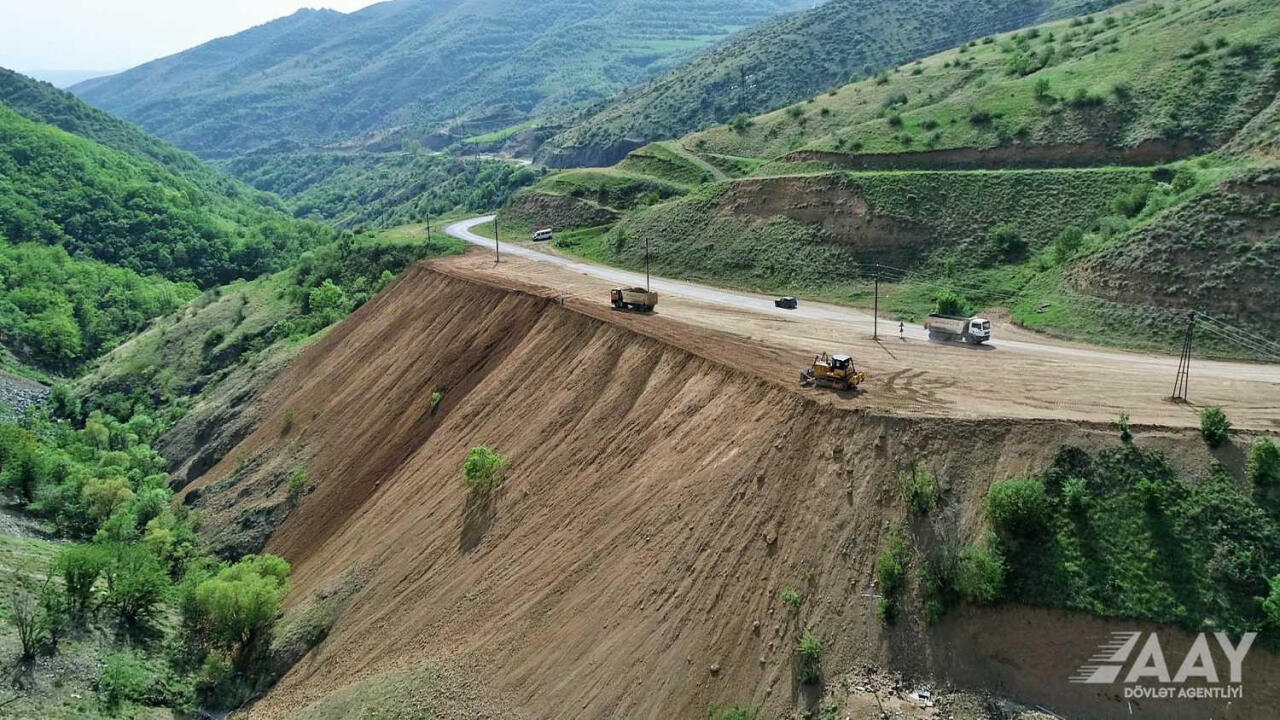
<box><xmin>775</xmin><ymin>296</ymin><xmax>798</xmax><ymax>309</ymax></box>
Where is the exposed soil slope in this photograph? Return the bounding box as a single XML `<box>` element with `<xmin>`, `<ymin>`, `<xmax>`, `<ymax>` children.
<box><xmin>179</xmin><ymin>263</ymin><xmax>1277</xmax><ymax>719</ymax></box>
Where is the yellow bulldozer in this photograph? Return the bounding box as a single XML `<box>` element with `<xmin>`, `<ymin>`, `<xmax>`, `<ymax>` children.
<box><xmin>799</xmin><ymin>353</ymin><xmax>866</xmax><ymax>391</ymax></box>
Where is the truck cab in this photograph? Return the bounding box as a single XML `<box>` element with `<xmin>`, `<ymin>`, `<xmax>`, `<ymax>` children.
<box><xmin>968</xmin><ymin>318</ymin><xmax>991</xmax><ymax>343</ymax></box>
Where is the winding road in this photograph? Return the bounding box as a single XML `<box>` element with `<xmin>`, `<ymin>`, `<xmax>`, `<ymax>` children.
<box><xmin>446</xmin><ymin>215</ymin><xmax>1279</xmax><ymax>428</ymax></box>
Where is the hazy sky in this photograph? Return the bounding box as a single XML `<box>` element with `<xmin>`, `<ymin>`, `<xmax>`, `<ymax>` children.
<box><xmin>0</xmin><ymin>1</ymin><xmax>382</xmax><ymax>75</ymax></box>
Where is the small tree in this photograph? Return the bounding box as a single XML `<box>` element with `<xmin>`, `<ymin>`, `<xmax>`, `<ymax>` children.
<box><xmin>190</xmin><ymin>555</ymin><xmax>291</xmax><ymax>672</ymax></box>
<box><xmin>1199</xmin><ymin>407</ymin><xmax>1231</xmax><ymax>447</ymax></box>
<box><xmin>1033</xmin><ymin>77</ymin><xmax>1052</xmax><ymax>102</ymax></box>
<box><xmin>1248</xmin><ymin>438</ymin><xmax>1280</xmax><ymax>486</ymax></box>
<box><xmin>901</xmin><ymin>463</ymin><xmax>940</xmax><ymax>515</ymax></box>
<box><xmin>1116</xmin><ymin>411</ymin><xmax>1133</xmax><ymax>444</ymax></box>
<box><xmin>103</xmin><ymin>545</ymin><xmax>169</xmax><ymax>629</ymax></box>
<box><xmin>59</xmin><ymin>544</ymin><xmax>106</xmax><ymax>614</ymax></box>
<box><xmin>82</xmin><ymin>477</ymin><xmax>135</xmax><ymax>524</ymax></box>
<box><xmin>39</xmin><ymin>576</ymin><xmax>69</xmax><ymax>650</ymax></box>
<box><xmin>464</xmin><ymin>446</ymin><xmax>508</xmax><ymax>493</ymax></box>
<box><xmin>10</xmin><ymin>580</ymin><xmax>42</xmax><ymax>659</ymax></box>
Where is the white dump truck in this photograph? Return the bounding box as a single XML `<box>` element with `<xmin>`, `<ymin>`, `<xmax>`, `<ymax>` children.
<box><xmin>610</xmin><ymin>287</ymin><xmax>658</xmax><ymax>312</ymax></box>
<box><xmin>924</xmin><ymin>314</ymin><xmax>991</xmax><ymax>344</ymax></box>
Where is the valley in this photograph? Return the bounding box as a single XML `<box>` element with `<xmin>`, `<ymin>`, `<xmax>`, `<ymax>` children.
<box><xmin>0</xmin><ymin>0</ymin><xmax>1276</xmax><ymax>717</ymax></box>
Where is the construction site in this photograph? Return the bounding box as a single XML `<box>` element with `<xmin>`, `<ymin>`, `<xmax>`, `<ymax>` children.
<box><xmin>167</xmin><ymin>241</ymin><xmax>1280</xmax><ymax>719</ymax></box>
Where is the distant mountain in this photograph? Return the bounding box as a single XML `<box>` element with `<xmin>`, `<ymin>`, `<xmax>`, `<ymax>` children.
<box><xmin>19</xmin><ymin>69</ymin><xmax>117</xmax><ymax>88</ymax></box>
<box><xmin>72</xmin><ymin>0</ymin><xmax>813</xmax><ymax>159</ymax></box>
<box><xmin>539</xmin><ymin>0</ymin><xmax>1125</xmax><ymax>167</ymax></box>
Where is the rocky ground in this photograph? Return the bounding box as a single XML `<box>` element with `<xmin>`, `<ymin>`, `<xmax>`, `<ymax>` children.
<box><xmin>0</xmin><ymin>370</ymin><xmax>49</xmax><ymax>417</ymax></box>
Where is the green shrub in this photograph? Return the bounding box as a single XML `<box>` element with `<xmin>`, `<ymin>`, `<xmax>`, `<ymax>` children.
<box><xmin>876</xmin><ymin>528</ymin><xmax>909</xmax><ymax>596</ymax></box>
<box><xmin>901</xmin><ymin>463</ymin><xmax>940</xmax><ymax>515</ymax></box>
<box><xmin>1062</xmin><ymin>477</ymin><xmax>1092</xmax><ymax>515</ymax></box>
<box><xmin>430</xmin><ymin>389</ymin><xmax>444</xmax><ymax>415</ymax></box>
<box><xmin>707</xmin><ymin>704</ymin><xmax>760</xmax><ymax>720</ymax></box>
<box><xmin>1248</xmin><ymin>438</ymin><xmax>1280</xmax><ymax>486</ymax></box>
<box><xmin>953</xmin><ymin>539</ymin><xmax>1005</xmax><ymax>604</ymax></box>
<box><xmin>780</xmin><ymin>588</ymin><xmax>803</xmax><ymax>612</ymax></box>
<box><xmin>1116</xmin><ymin>411</ymin><xmax>1133</xmax><ymax>444</ymax></box>
<box><xmin>887</xmin><ymin>113</ymin><xmax>903</xmax><ymax>127</ymax></box>
<box><xmin>796</xmin><ymin>631</ymin><xmax>823</xmax><ymax>684</ymax></box>
<box><xmin>985</xmin><ymin>478</ymin><xmax>1050</xmax><ymax>537</ymax></box>
<box><xmin>464</xmin><ymin>446</ymin><xmax>508</xmax><ymax>492</ymax></box>
<box><xmin>1053</xmin><ymin>225</ymin><xmax>1085</xmax><ymax>263</ymax></box>
<box><xmin>987</xmin><ymin>222</ymin><xmax>1026</xmax><ymax>260</ymax></box>
<box><xmin>729</xmin><ymin>114</ymin><xmax>752</xmax><ymax>133</ymax></box>
<box><xmin>1111</xmin><ymin>184</ymin><xmax>1151</xmax><ymax>217</ymax></box>
<box><xmin>1262</xmin><ymin>575</ymin><xmax>1280</xmax><ymax>629</ymax></box>
<box><xmin>189</xmin><ymin>555</ymin><xmax>290</xmax><ymax>677</ymax></box>
<box><xmin>100</xmin><ymin>651</ymin><xmax>151</xmax><ymax>711</ymax></box>
<box><xmin>288</xmin><ymin>468</ymin><xmax>308</xmax><ymax>495</ymax></box>
<box><xmin>1199</xmin><ymin>406</ymin><xmax>1231</xmax><ymax>447</ymax></box>
<box><xmin>933</xmin><ymin>290</ymin><xmax>970</xmax><ymax>317</ymax></box>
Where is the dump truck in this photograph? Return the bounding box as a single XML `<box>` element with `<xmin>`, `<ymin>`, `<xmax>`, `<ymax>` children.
<box><xmin>924</xmin><ymin>314</ymin><xmax>991</xmax><ymax>344</ymax></box>
<box><xmin>800</xmin><ymin>353</ymin><xmax>866</xmax><ymax>391</ymax></box>
<box><xmin>610</xmin><ymin>287</ymin><xmax>658</xmax><ymax>312</ymax></box>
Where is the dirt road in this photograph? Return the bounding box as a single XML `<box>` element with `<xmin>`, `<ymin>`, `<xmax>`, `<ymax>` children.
<box><xmin>446</xmin><ymin>216</ymin><xmax>1279</xmax><ymax>429</ymax></box>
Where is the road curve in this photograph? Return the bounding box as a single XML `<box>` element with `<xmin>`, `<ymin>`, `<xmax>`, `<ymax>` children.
<box><xmin>446</xmin><ymin>215</ymin><xmax>1276</xmax><ymax>384</ymax></box>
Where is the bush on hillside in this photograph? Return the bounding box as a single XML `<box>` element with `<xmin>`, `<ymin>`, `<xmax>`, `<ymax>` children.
<box><xmin>796</xmin><ymin>631</ymin><xmax>823</xmax><ymax>684</ymax></box>
<box><xmin>901</xmin><ymin>463</ymin><xmax>940</xmax><ymax>515</ymax></box>
<box><xmin>1053</xmin><ymin>225</ymin><xmax>1085</xmax><ymax>263</ymax></box>
<box><xmin>933</xmin><ymin>290</ymin><xmax>970</xmax><ymax>317</ymax></box>
<box><xmin>1249</xmin><ymin>438</ymin><xmax>1280</xmax><ymax>485</ymax></box>
<box><xmin>985</xmin><ymin>478</ymin><xmax>1050</xmax><ymax>537</ymax></box>
<box><xmin>1200</xmin><ymin>406</ymin><xmax>1231</xmax><ymax>447</ymax></box>
<box><xmin>464</xmin><ymin>446</ymin><xmax>508</xmax><ymax>493</ymax></box>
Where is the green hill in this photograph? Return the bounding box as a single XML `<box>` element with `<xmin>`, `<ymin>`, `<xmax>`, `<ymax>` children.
<box><xmin>0</xmin><ymin>90</ymin><xmax>331</xmax><ymax>288</ymax></box>
<box><xmin>72</xmin><ymin>0</ymin><xmax>812</xmax><ymax>159</ymax></box>
<box><xmin>683</xmin><ymin>0</ymin><xmax>1277</xmax><ymax>169</ymax></box>
<box><xmin>539</xmin><ymin>0</ymin><xmax>1126</xmax><ymax>167</ymax></box>
<box><xmin>504</xmin><ymin>0</ymin><xmax>1280</xmax><ymax>356</ymax></box>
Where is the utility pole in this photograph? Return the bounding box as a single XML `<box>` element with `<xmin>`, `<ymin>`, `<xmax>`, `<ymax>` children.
<box><xmin>425</xmin><ymin>212</ymin><xmax>432</xmax><ymax>244</ymax></box>
<box><xmin>645</xmin><ymin>235</ymin><xmax>651</xmax><ymax>292</ymax></box>
<box><xmin>873</xmin><ymin>271</ymin><xmax>880</xmax><ymax>340</ymax></box>
<box><xmin>493</xmin><ymin>216</ymin><xmax>500</xmax><ymax>263</ymax></box>
<box><xmin>1172</xmin><ymin>311</ymin><xmax>1195</xmax><ymax>402</ymax></box>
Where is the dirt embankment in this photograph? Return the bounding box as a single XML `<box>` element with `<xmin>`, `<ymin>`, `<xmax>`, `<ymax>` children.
<box><xmin>181</xmin><ymin>265</ymin><xmax>1276</xmax><ymax>719</ymax></box>
<box><xmin>784</xmin><ymin>138</ymin><xmax>1200</xmax><ymax>172</ymax></box>
<box><xmin>503</xmin><ymin>190</ymin><xmax>619</xmax><ymax>233</ymax></box>
<box><xmin>716</xmin><ymin>175</ymin><xmax>933</xmax><ymax>266</ymax></box>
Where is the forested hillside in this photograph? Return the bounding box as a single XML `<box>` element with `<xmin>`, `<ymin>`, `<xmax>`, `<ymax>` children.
<box><xmin>220</xmin><ymin>149</ymin><xmax>544</xmax><ymax>229</ymax></box>
<box><xmin>540</xmin><ymin>0</ymin><xmax>1126</xmax><ymax>167</ymax></box>
<box><xmin>0</xmin><ymin>101</ymin><xmax>330</xmax><ymax>288</ymax></box>
<box><xmin>72</xmin><ymin>0</ymin><xmax>812</xmax><ymax>159</ymax></box>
